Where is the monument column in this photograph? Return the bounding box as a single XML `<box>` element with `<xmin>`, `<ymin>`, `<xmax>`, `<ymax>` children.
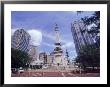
<box><xmin>53</xmin><ymin>24</ymin><xmax>63</xmax><ymax>66</ymax></box>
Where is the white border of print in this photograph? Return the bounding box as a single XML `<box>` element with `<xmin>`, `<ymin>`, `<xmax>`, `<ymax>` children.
<box><xmin>4</xmin><ymin>4</ymin><xmax>107</xmax><ymax>84</ymax></box>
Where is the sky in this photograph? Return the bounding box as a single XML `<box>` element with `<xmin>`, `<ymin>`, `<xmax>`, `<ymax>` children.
<box><xmin>11</xmin><ymin>11</ymin><xmax>94</xmax><ymax>61</ymax></box>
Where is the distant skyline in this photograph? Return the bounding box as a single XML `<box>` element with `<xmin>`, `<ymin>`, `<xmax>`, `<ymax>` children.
<box><xmin>11</xmin><ymin>11</ymin><xmax>95</xmax><ymax>60</ymax></box>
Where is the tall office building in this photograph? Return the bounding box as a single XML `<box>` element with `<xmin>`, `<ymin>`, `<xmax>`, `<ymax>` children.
<box><xmin>28</xmin><ymin>45</ymin><xmax>42</xmax><ymax>66</ymax></box>
<box><xmin>28</xmin><ymin>45</ymin><xmax>39</xmax><ymax>61</ymax></box>
<box><xmin>11</xmin><ymin>29</ymin><xmax>31</xmax><ymax>52</ymax></box>
<box><xmin>71</xmin><ymin>21</ymin><xmax>94</xmax><ymax>55</ymax></box>
<box><xmin>39</xmin><ymin>52</ymin><xmax>53</xmax><ymax>65</ymax></box>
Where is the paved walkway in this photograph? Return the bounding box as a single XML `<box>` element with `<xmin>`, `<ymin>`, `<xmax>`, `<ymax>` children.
<box><xmin>11</xmin><ymin>69</ymin><xmax>100</xmax><ymax>77</ymax></box>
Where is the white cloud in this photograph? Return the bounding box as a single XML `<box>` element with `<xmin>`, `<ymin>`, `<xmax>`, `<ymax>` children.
<box><xmin>27</xmin><ymin>29</ymin><xmax>42</xmax><ymax>46</ymax></box>
<box><xmin>69</xmin><ymin>50</ymin><xmax>76</xmax><ymax>53</ymax></box>
<box><xmin>11</xmin><ymin>29</ymin><xmax>17</xmax><ymax>36</ymax></box>
<box><xmin>43</xmin><ymin>32</ymin><xmax>55</xmax><ymax>41</ymax></box>
<box><xmin>42</xmin><ymin>42</ymin><xmax>54</xmax><ymax>48</ymax></box>
<box><xmin>62</xmin><ymin>42</ymin><xmax>74</xmax><ymax>48</ymax></box>
<box><xmin>42</xmin><ymin>31</ymin><xmax>68</xmax><ymax>43</ymax></box>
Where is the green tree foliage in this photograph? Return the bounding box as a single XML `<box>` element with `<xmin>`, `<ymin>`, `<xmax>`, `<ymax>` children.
<box><xmin>11</xmin><ymin>48</ymin><xmax>32</xmax><ymax>68</ymax></box>
<box><xmin>74</xmin><ymin>44</ymin><xmax>100</xmax><ymax>70</ymax></box>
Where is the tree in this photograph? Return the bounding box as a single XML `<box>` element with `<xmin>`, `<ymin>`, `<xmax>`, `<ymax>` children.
<box><xmin>11</xmin><ymin>48</ymin><xmax>32</xmax><ymax>68</ymax></box>
<box><xmin>74</xmin><ymin>44</ymin><xmax>100</xmax><ymax>70</ymax></box>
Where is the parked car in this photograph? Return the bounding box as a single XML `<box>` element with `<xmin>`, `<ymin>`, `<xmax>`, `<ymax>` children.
<box><xmin>11</xmin><ymin>68</ymin><xmax>18</xmax><ymax>74</ymax></box>
<box><xmin>18</xmin><ymin>67</ymin><xmax>24</xmax><ymax>73</ymax></box>
<box><xmin>42</xmin><ymin>65</ymin><xmax>48</xmax><ymax>69</ymax></box>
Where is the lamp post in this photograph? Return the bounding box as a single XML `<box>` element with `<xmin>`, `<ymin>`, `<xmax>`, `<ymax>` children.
<box><xmin>25</xmin><ymin>63</ymin><xmax>27</xmax><ymax>70</ymax></box>
<box><xmin>28</xmin><ymin>64</ymin><xmax>31</xmax><ymax>76</ymax></box>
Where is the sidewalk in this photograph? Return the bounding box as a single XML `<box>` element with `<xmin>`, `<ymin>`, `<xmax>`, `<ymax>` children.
<box><xmin>11</xmin><ymin>69</ymin><xmax>100</xmax><ymax>77</ymax></box>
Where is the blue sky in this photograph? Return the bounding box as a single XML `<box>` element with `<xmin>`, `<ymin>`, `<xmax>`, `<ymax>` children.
<box><xmin>11</xmin><ymin>11</ymin><xmax>94</xmax><ymax>60</ymax></box>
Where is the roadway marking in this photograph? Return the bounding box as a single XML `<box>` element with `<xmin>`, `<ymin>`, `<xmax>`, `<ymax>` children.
<box><xmin>61</xmin><ymin>72</ymin><xmax>65</xmax><ymax>77</ymax></box>
<box><xmin>35</xmin><ymin>73</ymin><xmax>42</xmax><ymax>76</ymax></box>
<box><xmin>31</xmin><ymin>72</ymin><xmax>42</xmax><ymax>76</ymax></box>
<box><xmin>68</xmin><ymin>73</ymin><xmax>73</xmax><ymax>75</ymax></box>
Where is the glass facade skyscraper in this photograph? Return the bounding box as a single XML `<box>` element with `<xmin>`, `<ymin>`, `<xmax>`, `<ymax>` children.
<box><xmin>11</xmin><ymin>29</ymin><xmax>31</xmax><ymax>52</ymax></box>
<box><xmin>71</xmin><ymin>21</ymin><xmax>94</xmax><ymax>55</ymax></box>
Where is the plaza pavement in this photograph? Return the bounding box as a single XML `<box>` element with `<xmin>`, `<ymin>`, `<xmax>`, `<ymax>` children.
<box><xmin>11</xmin><ymin>69</ymin><xmax>100</xmax><ymax>77</ymax></box>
